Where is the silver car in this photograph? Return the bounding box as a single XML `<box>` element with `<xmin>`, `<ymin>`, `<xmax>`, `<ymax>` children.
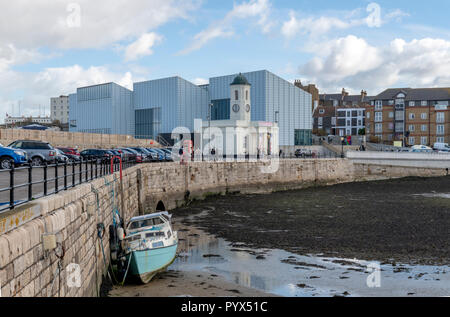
<box><xmin>8</xmin><ymin>140</ymin><xmax>57</xmax><ymax>166</ymax></box>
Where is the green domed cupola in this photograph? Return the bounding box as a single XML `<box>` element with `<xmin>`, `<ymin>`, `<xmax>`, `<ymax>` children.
<box><xmin>230</xmin><ymin>73</ymin><xmax>251</xmax><ymax>86</ymax></box>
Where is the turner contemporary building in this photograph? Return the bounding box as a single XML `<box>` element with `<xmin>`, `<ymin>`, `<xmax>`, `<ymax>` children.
<box><xmin>68</xmin><ymin>70</ymin><xmax>313</xmax><ymax>146</ymax></box>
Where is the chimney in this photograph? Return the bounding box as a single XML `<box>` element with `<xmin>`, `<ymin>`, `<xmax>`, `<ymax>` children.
<box><xmin>341</xmin><ymin>88</ymin><xmax>346</xmax><ymax>101</ymax></box>
<box><xmin>294</xmin><ymin>80</ymin><xmax>303</xmax><ymax>89</ymax></box>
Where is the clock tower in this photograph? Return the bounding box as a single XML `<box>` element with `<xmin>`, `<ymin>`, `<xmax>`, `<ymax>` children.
<box><xmin>230</xmin><ymin>73</ymin><xmax>251</xmax><ymax>122</ymax></box>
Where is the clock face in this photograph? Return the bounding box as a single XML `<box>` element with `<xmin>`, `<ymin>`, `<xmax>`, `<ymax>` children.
<box><xmin>232</xmin><ymin>104</ymin><xmax>240</xmax><ymax>113</ymax></box>
<box><xmin>246</xmin><ymin>104</ymin><xmax>251</xmax><ymax>112</ymax></box>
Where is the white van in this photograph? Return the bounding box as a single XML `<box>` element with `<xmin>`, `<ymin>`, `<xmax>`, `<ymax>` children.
<box><xmin>433</xmin><ymin>143</ymin><xmax>450</xmax><ymax>152</ymax></box>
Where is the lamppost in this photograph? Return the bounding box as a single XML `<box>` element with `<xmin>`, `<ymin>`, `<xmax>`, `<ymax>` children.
<box><xmin>341</xmin><ymin>137</ymin><xmax>345</xmax><ymax>158</ymax></box>
<box><xmin>208</xmin><ymin>103</ymin><xmax>214</xmax><ymax>159</ymax></box>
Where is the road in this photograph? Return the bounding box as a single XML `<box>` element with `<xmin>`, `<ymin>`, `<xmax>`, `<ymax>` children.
<box><xmin>0</xmin><ymin>164</ymin><xmax>111</xmax><ymax>211</ymax></box>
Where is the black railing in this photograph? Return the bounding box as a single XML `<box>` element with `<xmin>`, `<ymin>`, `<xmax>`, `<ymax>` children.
<box><xmin>0</xmin><ymin>158</ymin><xmax>136</xmax><ymax>213</ymax></box>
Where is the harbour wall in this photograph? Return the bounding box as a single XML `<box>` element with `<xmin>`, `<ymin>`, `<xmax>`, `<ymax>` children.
<box><xmin>0</xmin><ymin>159</ymin><xmax>447</xmax><ymax>297</ymax></box>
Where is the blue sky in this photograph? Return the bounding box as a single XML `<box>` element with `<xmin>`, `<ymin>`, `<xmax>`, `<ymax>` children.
<box><xmin>1</xmin><ymin>0</ymin><xmax>449</xmax><ymax>121</ymax></box>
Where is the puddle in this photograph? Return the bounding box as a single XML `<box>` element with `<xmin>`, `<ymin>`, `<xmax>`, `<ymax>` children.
<box><xmin>414</xmin><ymin>193</ymin><xmax>450</xmax><ymax>199</ymax></box>
<box><xmin>169</xmin><ymin>222</ymin><xmax>450</xmax><ymax>297</ymax></box>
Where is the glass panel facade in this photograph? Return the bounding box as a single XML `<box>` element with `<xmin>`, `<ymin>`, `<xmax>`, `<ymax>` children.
<box><xmin>211</xmin><ymin>99</ymin><xmax>230</xmax><ymax>120</ymax></box>
<box><xmin>135</xmin><ymin>108</ymin><xmax>162</xmax><ymax>139</ymax></box>
<box><xmin>294</xmin><ymin>129</ymin><xmax>312</xmax><ymax>146</ymax></box>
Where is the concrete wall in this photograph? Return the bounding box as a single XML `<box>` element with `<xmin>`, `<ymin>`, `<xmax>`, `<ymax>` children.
<box><xmin>0</xmin><ymin>129</ymin><xmax>157</xmax><ymax>150</ymax></box>
<box><xmin>347</xmin><ymin>151</ymin><xmax>450</xmax><ymax>168</ymax></box>
<box><xmin>0</xmin><ymin>159</ymin><xmax>447</xmax><ymax>297</ymax></box>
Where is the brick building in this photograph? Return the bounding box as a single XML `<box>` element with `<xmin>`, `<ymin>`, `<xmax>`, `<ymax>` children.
<box><xmin>366</xmin><ymin>88</ymin><xmax>450</xmax><ymax>146</ymax></box>
<box><xmin>313</xmin><ymin>89</ymin><xmax>372</xmax><ymax>136</ymax></box>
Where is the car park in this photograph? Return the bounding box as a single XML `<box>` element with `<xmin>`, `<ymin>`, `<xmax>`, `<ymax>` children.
<box><xmin>123</xmin><ymin>148</ymin><xmax>144</xmax><ymax>163</ymax></box>
<box><xmin>129</xmin><ymin>147</ymin><xmax>153</xmax><ymax>162</ymax></box>
<box><xmin>116</xmin><ymin>148</ymin><xmax>137</xmax><ymax>162</ymax></box>
<box><xmin>0</xmin><ymin>146</ymin><xmax>28</xmax><ymax>169</ymax></box>
<box><xmin>160</xmin><ymin>148</ymin><xmax>173</xmax><ymax>161</ymax></box>
<box><xmin>146</xmin><ymin>148</ymin><xmax>165</xmax><ymax>162</ymax></box>
<box><xmin>8</xmin><ymin>140</ymin><xmax>56</xmax><ymax>166</ymax></box>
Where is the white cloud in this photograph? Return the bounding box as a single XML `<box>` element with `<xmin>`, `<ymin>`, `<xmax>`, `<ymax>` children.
<box><xmin>192</xmin><ymin>78</ymin><xmax>209</xmax><ymax>85</ymax></box>
<box><xmin>299</xmin><ymin>36</ymin><xmax>450</xmax><ymax>93</ymax></box>
<box><xmin>0</xmin><ymin>0</ymin><xmax>197</xmax><ymax>50</ymax></box>
<box><xmin>281</xmin><ymin>7</ymin><xmax>410</xmax><ymax>39</ymax></box>
<box><xmin>124</xmin><ymin>32</ymin><xmax>163</xmax><ymax>62</ymax></box>
<box><xmin>0</xmin><ymin>64</ymin><xmax>145</xmax><ymax>122</ymax></box>
<box><xmin>179</xmin><ymin>0</ymin><xmax>272</xmax><ymax>54</ymax></box>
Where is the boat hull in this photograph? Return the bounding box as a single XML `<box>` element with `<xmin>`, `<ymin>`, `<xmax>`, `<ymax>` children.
<box><xmin>127</xmin><ymin>243</ymin><xmax>178</xmax><ymax>284</ymax></box>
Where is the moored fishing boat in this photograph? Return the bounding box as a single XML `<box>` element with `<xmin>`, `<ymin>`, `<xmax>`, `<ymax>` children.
<box><xmin>123</xmin><ymin>212</ymin><xmax>178</xmax><ymax>283</ymax></box>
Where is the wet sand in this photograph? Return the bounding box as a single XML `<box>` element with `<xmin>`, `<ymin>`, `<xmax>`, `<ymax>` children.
<box><xmin>174</xmin><ymin>176</ymin><xmax>450</xmax><ymax>265</ymax></box>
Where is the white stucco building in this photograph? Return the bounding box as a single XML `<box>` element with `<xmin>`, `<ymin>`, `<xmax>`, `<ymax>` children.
<box><xmin>201</xmin><ymin>73</ymin><xmax>279</xmax><ymax>158</ymax></box>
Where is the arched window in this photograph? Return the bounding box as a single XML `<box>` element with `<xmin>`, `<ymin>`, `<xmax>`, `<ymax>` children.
<box><xmin>235</xmin><ymin>90</ymin><xmax>239</xmax><ymax>100</ymax></box>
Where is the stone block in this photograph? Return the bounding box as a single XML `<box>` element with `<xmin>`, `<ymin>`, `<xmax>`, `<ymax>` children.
<box><xmin>0</xmin><ymin>236</ymin><xmax>10</xmax><ymax>269</ymax></box>
<box><xmin>13</xmin><ymin>255</ymin><xmax>26</xmax><ymax>277</ymax></box>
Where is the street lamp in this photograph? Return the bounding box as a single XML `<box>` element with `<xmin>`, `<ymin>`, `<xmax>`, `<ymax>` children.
<box><xmin>341</xmin><ymin>137</ymin><xmax>345</xmax><ymax>158</ymax></box>
<box><xmin>208</xmin><ymin>103</ymin><xmax>214</xmax><ymax>158</ymax></box>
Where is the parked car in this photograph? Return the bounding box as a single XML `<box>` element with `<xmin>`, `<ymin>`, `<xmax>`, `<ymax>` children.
<box><xmin>116</xmin><ymin>148</ymin><xmax>137</xmax><ymax>162</ymax></box>
<box><xmin>8</xmin><ymin>140</ymin><xmax>56</xmax><ymax>166</ymax></box>
<box><xmin>146</xmin><ymin>148</ymin><xmax>165</xmax><ymax>162</ymax></box>
<box><xmin>433</xmin><ymin>143</ymin><xmax>450</xmax><ymax>152</ymax></box>
<box><xmin>55</xmin><ymin>149</ymin><xmax>69</xmax><ymax>163</ymax></box>
<box><xmin>123</xmin><ymin>148</ymin><xmax>144</xmax><ymax>163</ymax></box>
<box><xmin>57</xmin><ymin>147</ymin><xmax>81</xmax><ymax>162</ymax></box>
<box><xmin>410</xmin><ymin>145</ymin><xmax>433</xmax><ymax>153</ymax></box>
<box><xmin>79</xmin><ymin>149</ymin><xmax>112</xmax><ymax>163</ymax></box>
<box><xmin>160</xmin><ymin>148</ymin><xmax>173</xmax><ymax>161</ymax></box>
<box><xmin>0</xmin><ymin>146</ymin><xmax>28</xmax><ymax>169</ymax></box>
<box><xmin>129</xmin><ymin>147</ymin><xmax>153</xmax><ymax>162</ymax></box>
<box><xmin>295</xmin><ymin>149</ymin><xmax>314</xmax><ymax>158</ymax></box>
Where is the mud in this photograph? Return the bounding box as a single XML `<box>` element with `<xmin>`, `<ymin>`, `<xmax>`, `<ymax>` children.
<box><xmin>173</xmin><ymin>176</ymin><xmax>450</xmax><ymax>265</ymax></box>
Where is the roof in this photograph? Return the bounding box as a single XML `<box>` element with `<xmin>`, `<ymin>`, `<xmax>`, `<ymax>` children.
<box><xmin>374</xmin><ymin>88</ymin><xmax>450</xmax><ymax>101</ymax></box>
<box><xmin>230</xmin><ymin>73</ymin><xmax>251</xmax><ymax>86</ymax></box>
<box><xmin>130</xmin><ymin>212</ymin><xmax>170</xmax><ymax>222</ymax></box>
<box><xmin>319</xmin><ymin>94</ymin><xmax>374</xmax><ymax>104</ymax></box>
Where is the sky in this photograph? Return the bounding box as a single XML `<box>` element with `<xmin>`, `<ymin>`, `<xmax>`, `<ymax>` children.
<box><xmin>1</xmin><ymin>0</ymin><xmax>449</xmax><ymax>122</ymax></box>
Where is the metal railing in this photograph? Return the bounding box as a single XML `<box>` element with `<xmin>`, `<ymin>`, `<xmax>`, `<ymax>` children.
<box><xmin>0</xmin><ymin>158</ymin><xmax>136</xmax><ymax>213</ymax></box>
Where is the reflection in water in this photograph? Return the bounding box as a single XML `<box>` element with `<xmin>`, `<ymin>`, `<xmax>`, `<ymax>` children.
<box><xmin>170</xmin><ymin>223</ymin><xmax>450</xmax><ymax>297</ymax></box>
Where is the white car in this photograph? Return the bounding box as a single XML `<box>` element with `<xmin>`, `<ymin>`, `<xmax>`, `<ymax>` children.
<box><xmin>433</xmin><ymin>142</ymin><xmax>450</xmax><ymax>152</ymax></box>
<box><xmin>410</xmin><ymin>145</ymin><xmax>433</xmax><ymax>153</ymax></box>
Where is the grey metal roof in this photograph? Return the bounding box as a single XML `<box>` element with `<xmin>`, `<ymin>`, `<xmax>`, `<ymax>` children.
<box><xmin>374</xmin><ymin>88</ymin><xmax>450</xmax><ymax>101</ymax></box>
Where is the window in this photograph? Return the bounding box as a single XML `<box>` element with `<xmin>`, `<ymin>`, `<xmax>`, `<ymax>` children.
<box><xmin>319</xmin><ymin>109</ymin><xmax>325</xmax><ymax>114</ymax></box>
<box><xmin>246</xmin><ymin>90</ymin><xmax>249</xmax><ymax>100</ymax></box>
<box><xmin>388</xmin><ymin>112</ymin><xmax>394</xmax><ymax>118</ymax></box>
<box><xmin>409</xmin><ymin>113</ymin><xmax>415</xmax><ymax>120</ymax></box>
<box><xmin>437</xmin><ymin>137</ymin><xmax>445</xmax><ymax>143</ymax></box>
<box><xmin>318</xmin><ymin>117</ymin><xmax>323</xmax><ymax>126</ymax></box>
<box><xmin>358</xmin><ymin>110</ymin><xmax>363</xmax><ymax>117</ymax></box>
<box><xmin>409</xmin><ymin>125</ymin><xmax>415</xmax><ymax>132</ymax></box>
<box><xmin>346</xmin><ymin>120</ymin><xmax>351</xmax><ymax>126</ymax></box>
<box><xmin>395</xmin><ymin>123</ymin><xmax>404</xmax><ymax>132</ymax></box>
<box><xmin>421</xmin><ymin>137</ymin><xmax>427</xmax><ymax>145</ymax></box>
<box><xmin>421</xmin><ymin>113</ymin><xmax>427</xmax><ymax>120</ymax></box>
<box><xmin>421</xmin><ymin>101</ymin><xmax>427</xmax><ymax>106</ymax></box>
<box><xmin>421</xmin><ymin>125</ymin><xmax>427</xmax><ymax>132</ymax></box>
<box><xmin>235</xmin><ymin>90</ymin><xmax>238</xmax><ymax>100</ymax></box>
<box><xmin>388</xmin><ymin>100</ymin><xmax>394</xmax><ymax>105</ymax></box>
<box><xmin>436</xmin><ymin>112</ymin><xmax>445</xmax><ymax>123</ymax></box>
<box><xmin>375</xmin><ymin>112</ymin><xmax>382</xmax><ymax>122</ymax></box>
<box><xmin>437</xmin><ymin>125</ymin><xmax>445</xmax><ymax>135</ymax></box>
<box><xmin>375</xmin><ymin>123</ymin><xmax>383</xmax><ymax>133</ymax></box>
<box><xmin>388</xmin><ymin>123</ymin><xmax>394</xmax><ymax>130</ymax></box>
<box><xmin>409</xmin><ymin>137</ymin><xmax>415</xmax><ymax>145</ymax></box>
<box><xmin>367</xmin><ymin>112</ymin><xmax>370</xmax><ymax>119</ymax></box>
<box><xmin>375</xmin><ymin>100</ymin><xmax>383</xmax><ymax>110</ymax></box>
<box><xmin>409</xmin><ymin>101</ymin><xmax>415</xmax><ymax>107</ymax></box>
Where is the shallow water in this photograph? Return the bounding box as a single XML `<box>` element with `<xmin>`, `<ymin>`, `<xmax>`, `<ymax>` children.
<box><xmin>169</xmin><ymin>225</ymin><xmax>450</xmax><ymax>297</ymax></box>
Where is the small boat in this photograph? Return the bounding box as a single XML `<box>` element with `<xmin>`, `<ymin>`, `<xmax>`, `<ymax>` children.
<box><xmin>123</xmin><ymin>212</ymin><xmax>178</xmax><ymax>284</ymax></box>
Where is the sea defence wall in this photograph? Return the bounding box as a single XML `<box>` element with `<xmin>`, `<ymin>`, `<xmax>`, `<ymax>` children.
<box><xmin>0</xmin><ymin>159</ymin><xmax>447</xmax><ymax>297</ymax></box>
<box><xmin>0</xmin><ymin>129</ymin><xmax>156</xmax><ymax>150</ymax></box>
